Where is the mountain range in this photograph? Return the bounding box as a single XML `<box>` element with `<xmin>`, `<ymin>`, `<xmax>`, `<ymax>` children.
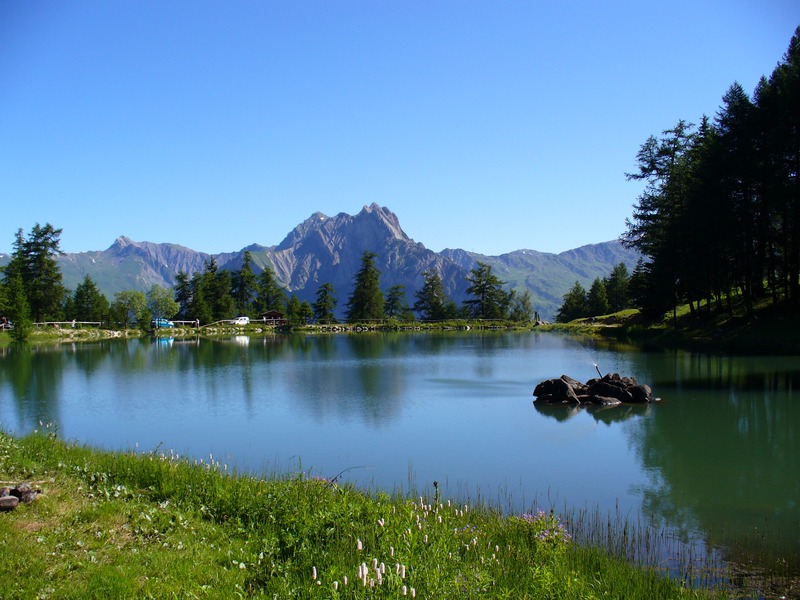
<box><xmin>1</xmin><ymin>204</ymin><xmax>639</xmax><ymax>321</ymax></box>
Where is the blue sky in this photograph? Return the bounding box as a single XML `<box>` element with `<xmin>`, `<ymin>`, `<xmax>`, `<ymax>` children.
<box><xmin>2</xmin><ymin>2</ymin><xmax>798</xmax><ymax>256</ymax></box>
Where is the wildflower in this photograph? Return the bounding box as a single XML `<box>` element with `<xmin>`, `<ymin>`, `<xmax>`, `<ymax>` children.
<box><xmin>357</xmin><ymin>538</ymin><xmax>363</xmax><ymax>551</ymax></box>
<box><xmin>402</xmin><ymin>585</ymin><xmax>407</xmax><ymax>596</ymax></box>
<box><xmin>411</xmin><ymin>587</ymin><xmax>416</xmax><ymax>598</ymax></box>
<box><xmin>343</xmin><ymin>576</ymin><xmax>348</xmax><ymax>586</ymax></box>
<box><xmin>390</xmin><ymin>546</ymin><xmax>395</xmax><ymax>557</ymax></box>
<box><xmin>312</xmin><ymin>566</ymin><xmax>317</xmax><ymax>580</ymax></box>
<box><xmin>378</xmin><ymin>518</ymin><xmax>385</xmax><ymax>527</ymax></box>
<box><xmin>333</xmin><ymin>581</ymin><xmax>339</xmax><ymax>591</ymax></box>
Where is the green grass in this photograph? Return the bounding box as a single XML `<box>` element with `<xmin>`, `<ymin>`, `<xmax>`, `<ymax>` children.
<box><xmin>0</xmin><ymin>429</ymin><xmax>723</xmax><ymax>599</ymax></box>
<box><xmin>540</xmin><ymin>297</ymin><xmax>800</xmax><ymax>355</ymax></box>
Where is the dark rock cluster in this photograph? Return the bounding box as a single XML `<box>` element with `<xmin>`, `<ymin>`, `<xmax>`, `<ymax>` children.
<box><xmin>533</xmin><ymin>373</ymin><xmax>659</xmax><ymax>407</ymax></box>
<box><xmin>0</xmin><ymin>482</ymin><xmax>42</xmax><ymax>511</ymax></box>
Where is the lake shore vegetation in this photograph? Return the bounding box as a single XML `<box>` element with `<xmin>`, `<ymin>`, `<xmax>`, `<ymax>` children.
<box><xmin>1</xmin><ymin>428</ymin><xmax>725</xmax><ymax>599</ymax></box>
<box><xmin>547</xmin><ymin>286</ymin><xmax>800</xmax><ymax>355</ymax></box>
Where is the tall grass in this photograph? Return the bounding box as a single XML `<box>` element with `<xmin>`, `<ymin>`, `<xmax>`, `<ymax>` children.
<box><xmin>1</xmin><ymin>428</ymin><xmax>729</xmax><ymax>598</ymax></box>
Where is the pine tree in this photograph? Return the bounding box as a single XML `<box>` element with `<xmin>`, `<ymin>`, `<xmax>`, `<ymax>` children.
<box><xmin>464</xmin><ymin>262</ymin><xmax>511</xmax><ymax>319</ymax></box>
<box><xmin>603</xmin><ymin>263</ymin><xmax>630</xmax><ymax>313</ymax></box>
<box><xmin>312</xmin><ymin>282</ymin><xmax>338</xmax><ymax>323</ymax></box>
<box><xmin>174</xmin><ymin>271</ymin><xmax>192</xmax><ymax>319</ymax></box>
<box><xmin>556</xmin><ymin>281</ymin><xmax>588</xmax><ymax>323</ymax></box>
<box><xmin>232</xmin><ymin>250</ymin><xmax>258</xmax><ymax>316</ymax></box>
<box><xmin>345</xmin><ymin>251</ymin><xmax>385</xmax><ymax>323</ymax></box>
<box><xmin>5</xmin><ymin>223</ymin><xmax>67</xmax><ymax>322</ymax></box>
<box><xmin>6</xmin><ymin>272</ymin><xmax>31</xmax><ymax>341</ymax></box>
<box><xmin>385</xmin><ymin>284</ymin><xmax>412</xmax><ymax>320</ymax></box>
<box><xmin>256</xmin><ymin>265</ymin><xmax>288</xmax><ymax>314</ymax></box>
<box><xmin>72</xmin><ymin>275</ymin><xmax>110</xmax><ymax>322</ymax></box>
<box><xmin>188</xmin><ymin>273</ymin><xmax>213</xmax><ymax>325</ymax></box>
<box><xmin>413</xmin><ymin>271</ymin><xmax>453</xmax><ymax>321</ymax></box>
<box><xmin>586</xmin><ymin>278</ymin><xmax>610</xmax><ymax>317</ymax></box>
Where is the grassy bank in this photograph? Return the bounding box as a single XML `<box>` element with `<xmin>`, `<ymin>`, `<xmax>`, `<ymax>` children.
<box><xmin>539</xmin><ymin>300</ymin><xmax>800</xmax><ymax>355</ymax></box>
<box><xmin>0</xmin><ymin>429</ymin><xmax>721</xmax><ymax>599</ymax></box>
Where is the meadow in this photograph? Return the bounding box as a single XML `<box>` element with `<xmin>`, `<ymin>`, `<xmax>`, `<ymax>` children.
<box><xmin>0</xmin><ymin>427</ymin><xmax>729</xmax><ymax>599</ymax></box>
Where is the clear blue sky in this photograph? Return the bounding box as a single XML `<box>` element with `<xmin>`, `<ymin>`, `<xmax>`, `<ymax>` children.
<box><xmin>2</xmin><ymin>1</ymin><xmax>798</xmax><ymax>256</ymax></box>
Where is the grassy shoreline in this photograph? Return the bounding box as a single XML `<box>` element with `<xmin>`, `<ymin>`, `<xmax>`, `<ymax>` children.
<box><xmin>0</xmin><ymin>429</ymin><xmax>724</xmax><ymax>599</ymax></box>
<box><xmin>538</xmin><ymin>302</ymin><xmax>800</xmax><ymax>356</ymax></box>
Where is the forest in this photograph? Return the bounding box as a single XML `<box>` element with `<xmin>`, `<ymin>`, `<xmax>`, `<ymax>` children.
<box><xmin>620</xmin><ymin>27</ymin><xmax>800</xmax><ymax>320</ymax></box>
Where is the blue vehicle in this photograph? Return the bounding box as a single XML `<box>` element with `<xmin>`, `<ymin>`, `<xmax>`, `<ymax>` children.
<box><xmin>151</xmin><ymin>318</ymin><xmax>175</xmax><ymax>329</ymax></box>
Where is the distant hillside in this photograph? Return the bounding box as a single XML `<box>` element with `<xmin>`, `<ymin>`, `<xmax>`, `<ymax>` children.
<box><xmin>4</xmin><ymin>205</ymin><xmax>640</xmax><ymax>321</ymax></box>
<box><xmin>441</xmin><ymin>242</ymin><xmax>640</xmax><ymax>318</ymax></box>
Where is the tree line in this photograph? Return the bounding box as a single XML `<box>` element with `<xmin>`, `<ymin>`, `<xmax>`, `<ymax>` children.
<box><xmin>621</xmin><ymin>27</ymin><xmax>800</xmax><ymax>320</ymax></box>
<box><xmin>555</xmin><ymin>263</ymin><xmax>632</xmax><ymax>322</ymax></box>
<box><xmin>1</xmin><ymin>226</ymin><xmax>536</xmax><ymax>340</ymax></box>
<box><xmin>170</xmin><ymin>249</ymin><xmax>535</xmax><ymax>325</ymax></box>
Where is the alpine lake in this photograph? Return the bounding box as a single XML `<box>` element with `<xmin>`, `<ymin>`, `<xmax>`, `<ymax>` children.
<box><xmin>1</xmin><ymin>330</ymin><xmax>798</xmax><ymax>592</ymax></box>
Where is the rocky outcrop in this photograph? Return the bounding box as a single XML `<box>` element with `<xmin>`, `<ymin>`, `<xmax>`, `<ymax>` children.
<box><xmin>0</xmin><ymin>482</ymin><xmax>42</xmax><ymax>511</ymax></box>
<box><xmin>533</xmin><ymin>373</ymin><xmax>659</xmax><ymax>407</ymax></box>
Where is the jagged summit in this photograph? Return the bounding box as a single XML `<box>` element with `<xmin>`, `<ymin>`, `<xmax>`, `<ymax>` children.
<box><xmin>110</xmin><ymin>235</ymin><xmax>133</xmax><ymax>249</ymax></box>
<box><xmin>276</xmin><ymin>204</ymin><xmax>410</xmax><ymax>253</ymax></box>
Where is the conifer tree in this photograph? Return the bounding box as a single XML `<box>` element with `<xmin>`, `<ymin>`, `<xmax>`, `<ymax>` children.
<box><xmin>256</xmin><ymin>265</ymin><xmax>287</xmax><ymax>314</ymax></box>
<box><xmin>174</xmin><ymin>271</ymin><xmax>192</xmax><ymax>319</ymax></box>
<box><xmin>312</xmin><ymin>282</ymin><xmax>338</xmax><ymax>323</ymax></box>
<box><xmin>385</xmin><ymin>284</ymin><xmax>413</xmax><ymax>320</ymax></box>
<box><xmin>556</xmin><ymin>281</ymin><xmax>588</xmax><ymax>323</ymax></box>
<box><xmin>464</xmin><ymin>262</ymin><xmax>511</xmax><ymax>319</ymax></box>
<box><xmin>72</xmin><ymin>275</ymin><xmax>110</xmax><ymax>322</ymax></box>
<box><xmin>586</xmin><ymin>278</ymin><xmax>610</xmax><ymax>317</ymax></box>
<box><xmin>232</xmin><ymin>250</ymin><xmax>258</xmax><ymax>316</ymax></box>
<box><xmin>345</xmin><ymin>251</ymin><xmax>384</xmax><ymax>323</ymax></box>
<box><xmin>413</xmin><ymin>271</ymin><xmax>453</xmax><ymax>320</ymax></box>
<box><xmin>603</xmin><ymin>263</ymin><xmax>630</xmax><ymax>313</ymax></box>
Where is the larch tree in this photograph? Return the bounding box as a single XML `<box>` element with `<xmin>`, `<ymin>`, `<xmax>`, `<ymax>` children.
<box><xmin>463</xmin><ymin>262</ymin><xmax>511</xmax><ymax>320</ymax></box>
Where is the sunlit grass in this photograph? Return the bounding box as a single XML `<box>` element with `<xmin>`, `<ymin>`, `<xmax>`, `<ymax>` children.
<box><xmin>1</xmin><ymin>428</ymin><xmax>728</xmax><ymax>598</ymax></box>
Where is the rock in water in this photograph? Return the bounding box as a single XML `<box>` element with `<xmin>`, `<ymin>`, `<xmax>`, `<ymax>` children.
<box><xmin>533</xmin><ymin>373</ymin><xmax>656</xmax><ymax>407</ymax></box>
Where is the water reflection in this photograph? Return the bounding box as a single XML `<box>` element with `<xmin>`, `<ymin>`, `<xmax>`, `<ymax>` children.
<box><xmin>533</xmin><ymin>401</ymin><xmax>652</xmax><ymax>425</ymax></box>
<box><xmin>1</xmin><ymin>334</ymin><xmax>798</xmax><ymax>577</ymax></box>
<box><xmin>624</xmin><ymin>350</ymin><xmax>800</xmax><ymax>569</ymax></box>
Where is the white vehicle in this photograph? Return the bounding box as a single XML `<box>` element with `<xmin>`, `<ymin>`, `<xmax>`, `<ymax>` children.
<box><xmin>232</xmin><ymin>316</ymin><xmax>250</xmax><ymax>326</ymax></box>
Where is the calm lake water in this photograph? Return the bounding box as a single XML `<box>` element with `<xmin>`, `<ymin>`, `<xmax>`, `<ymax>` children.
<box><xmin>1</xmin><ymin>331</ymin><xmax>798</xmax><ymax>573</ymax></box>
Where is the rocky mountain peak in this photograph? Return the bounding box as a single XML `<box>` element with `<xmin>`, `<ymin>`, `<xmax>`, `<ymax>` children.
<box><xmin>356</xmin><ymin>203</ymin><xmax>409</xmax><ymax>242</ymax></box>
<box><xmin>110</xmin><ymin>236</ymin><xmax>134</xmax><ymax>250</ymax></box>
